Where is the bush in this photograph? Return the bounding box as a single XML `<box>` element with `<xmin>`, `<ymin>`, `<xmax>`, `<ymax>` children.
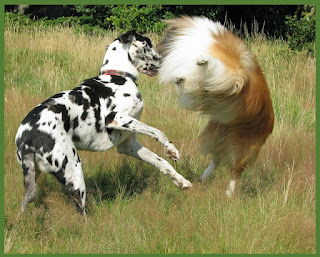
<box><xmin>105</xmin><ymin>5</ymin><xmax>173</xmax><ymax>33</ymax></box>
<box><xmin>285</xmin><ymin>6</ymin><xmax>315</xmax><ymax>53</ymax></box>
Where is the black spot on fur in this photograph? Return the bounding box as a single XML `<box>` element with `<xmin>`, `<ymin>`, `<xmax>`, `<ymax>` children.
<box><xmin>94</xmin><ymin>107</ymin><xmax>102</xmax><ymax>133</ymax></box>
<box><xmin>81</xmin><ymin>111</ymin><xmax>88</xmax><ymax>121</ymax></box>
<box><xmin>80</xmin><ymin>99</ymin><xmax>90</xmax><ymax>120</ymax></box>
<box><xmin>49</xmin><ymin>92</ymin><xmax>65</xmax><ymax>99</ymax></box>
<box><xmin>72</xmin><ymin>135</ymin><xmax>81</xmax><ymax>142</ymax></box>
<box><xmin>110</xmin><ymin>75</ymin><xmax>126</xmax><ymax>85</ymax></box>
<box><xmin>52</xmin><ymin>169</ymin><xmax>66</xmax><ymax>185</ymax></box>
<box><xmin>128</xmin><ymin>53</ymin><xmax>133</xmax><ymax>64</ymax></box>
<box><xmin>105</xmin><ymin>59</ymin><xmax>109</xmax><ymax>65</ymax></box>
<box><xmin>73</xmin><ymin>117</ymin><xmax>79</xmax><ymax>130</ymax></box>
<box><xmin>123</xmin><ymin>93</ymin><xmax>131</xmax><ymax>97</ymax></box>
<box><xmin>16</xmin><ymin>129</ymin><xmax>55</xmax><ymax>154</ymax></box>
<box><xmin>62</xmin><ymin>156</ymin><xmax>68</xmax><ymax>170</ymax></box>
<box><xmin>112</xmin><ymin>47</ymin><xmax>116</xmax><ymax>51</ymax></box>
<box><xmin>82</xmin><ymin>78</ymin><xmax>115</xmax><ymax>104</ymax></box>
<box><xmin>105</xmin><ymin>111</ymin><xmax>117</xmax><ymax>125</ymax></box>
<box><xmin>135</xmin><ymin>33</ymin><xmax>152</xmax><ymax>47</ymax></box>
<box><xmin>55</xmin><ymin>160</ymin><xmax>59</xmax><ymax>167</ymax></box>
<box><xmin>123</xmin><ymin>120</ymin><xmax>133</xmax><ymax>128</ymax></box>
<box><xmin>72</xmin><ymin>148</ymin><xmax>76</xmax><ymax>156</ymax></box>
<box><xmin>69</xmin><ymin>89</ymin><xmax>84</xmax><ymax>105</ymax></box>
<box><xmin>48</xmin><ymin>104</ymin><xmax>71</xmax><ymax>132</ymax></box>
<box><xmin>110</xmin><ymin>104</ymin><xmax>116</xmax><ymax>111</ymax></box>
<box><xmin>106</xmin><ymin>98</ymin><xmax>112</xmax><ymax>108</ymax></box>
<box><xmin>16</xmin><ymin>150</ymin><xmax>21</xmax><ymax>161</ymax></box>
<box><xmin>46</xmin><ymin>155</ymin><xmax>52</xmax><ymax>165</ymax></box>
<box><xmin>21</xmin><ymin>105</ymin><xmax>46</xmax><ymax>126</ymax></box>
<box><xmin>136</xmin><ymin>92</ymin><xmax>142</xmax><ymax>101</ymax></box>
<box><xmin>22</xmin><ymin>163</ymin><xmax>29</xmax><ymax>176</ymax></box>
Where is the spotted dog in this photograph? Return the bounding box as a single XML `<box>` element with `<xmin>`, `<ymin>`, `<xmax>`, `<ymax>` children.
<box><xmin>16</xmin><ymin>30</ymin><xmax>192</xmax><ymax>216</ymax></box>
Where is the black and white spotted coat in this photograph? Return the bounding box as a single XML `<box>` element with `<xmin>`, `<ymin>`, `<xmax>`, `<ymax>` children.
<box><xmin>16</xmin><ymin>31</ymin><xmax>192</xmax><ymax>216</ymax></box>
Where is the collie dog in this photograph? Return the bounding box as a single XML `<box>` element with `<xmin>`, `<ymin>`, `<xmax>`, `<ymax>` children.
<box><xmin>158</xmin><ymin>16</ymin><xmax>274</xmax><ymax>195</ymax></box>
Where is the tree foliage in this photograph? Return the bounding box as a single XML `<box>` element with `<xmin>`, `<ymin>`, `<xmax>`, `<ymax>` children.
<box><xmin>5</xmin><ymin>5</ymin><xmax>315</xmax><ymax>51</ymax></box>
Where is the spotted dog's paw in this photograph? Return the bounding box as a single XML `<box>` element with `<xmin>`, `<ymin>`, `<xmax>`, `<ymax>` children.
<box><xmin>165</xmin><ymin>142</ymin><xmax>180</xmax><ymax>161</ymax></box>
<box><xmin>173</xmin><ymin>178</ymin><xmax>193</xmax><ymax>189</ymax></box>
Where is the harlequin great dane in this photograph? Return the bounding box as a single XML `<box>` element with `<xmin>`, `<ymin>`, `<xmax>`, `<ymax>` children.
<box><xmin>16</xmin><ymin>30</ymin><xmax>192</xmax><ymax>216</ymax></box>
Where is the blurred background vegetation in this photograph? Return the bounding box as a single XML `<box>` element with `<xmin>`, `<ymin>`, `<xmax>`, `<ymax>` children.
<box><xmin>5</xmin><ymin>5</ymin><xmax>316</xmax><ymax>53</ymax></box>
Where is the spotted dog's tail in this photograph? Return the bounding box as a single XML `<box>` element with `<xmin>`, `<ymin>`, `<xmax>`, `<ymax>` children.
<box><xmin>18</xmin><ymin>150</ymin><xmax>38</xmax><ymax>213</ymax></box>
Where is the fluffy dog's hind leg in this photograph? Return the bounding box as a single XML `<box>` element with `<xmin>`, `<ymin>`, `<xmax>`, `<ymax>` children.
<box><xmin>200</xmin><ymin>160</ymin><xmax>217</xmax><ymax>181</ymax></box>
<box><xmin>226</xmin><ymin>165</ymin><xmax>245</xmax><ymax>197</ymax></box>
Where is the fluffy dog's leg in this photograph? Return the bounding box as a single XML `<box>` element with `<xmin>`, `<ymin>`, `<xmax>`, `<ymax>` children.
<box><xmin>117</xmin><ymin>134</ymin><xmax>192</xmax><ymax>189</ymax></box>
<box><xmin>200</xmin><ymin>160</ymin><xmax>217</xmax><ymax>181</ymax></box>
<box><xmin>226</xmin><ymin>165</ymin><xmax>245</xmax><ymax>197</ymax></box>
<box><xmin>226</xmin><ymin>178</ymin><xmax>236</xmax><ymax>197</ymax></box>
<box><xmin>196</xmin><ymin>55</ymin><xmax>210</xmax><ymax>66</ymax></box>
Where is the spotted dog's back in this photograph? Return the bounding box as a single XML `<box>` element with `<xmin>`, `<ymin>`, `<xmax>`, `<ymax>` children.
<box><xmin>16</xmin><ymin>75</ymin><xmax>142</xmax><ymax>162</ymax></box>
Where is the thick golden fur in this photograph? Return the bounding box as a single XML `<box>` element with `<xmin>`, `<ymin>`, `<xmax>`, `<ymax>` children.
<box><xmin>158</xmin><ymin>16</ymin><xmax>274</xmax><ymax>189</ymax></box>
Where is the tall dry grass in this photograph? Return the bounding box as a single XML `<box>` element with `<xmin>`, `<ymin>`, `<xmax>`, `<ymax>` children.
<box><xmin>4</xmin><ymin>23</ymin><xmax>315</xmax><ymax>254</ymax></box>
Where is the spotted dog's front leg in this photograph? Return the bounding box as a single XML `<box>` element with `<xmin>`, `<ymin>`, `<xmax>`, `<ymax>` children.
<box><xmin>107</xmin><ymin>114</ymin><xmax>180</xmax><ymax>161</ymax></box>
<box><xmin>117</xmin><ymin>134</ymin><xmax>192</xmax><ymax>189</ymax></box>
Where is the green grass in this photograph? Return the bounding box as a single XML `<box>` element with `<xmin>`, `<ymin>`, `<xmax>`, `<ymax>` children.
<box><xmin>4</xmin><ymin>24</ymin><xmax>315</xmax><ymax>254</ymax></box>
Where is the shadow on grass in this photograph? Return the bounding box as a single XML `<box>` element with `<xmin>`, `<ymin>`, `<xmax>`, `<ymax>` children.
<box><xmin>32</xmin><ymin>156</ymin><xmax>200</xmax><ymax>216</ymax></box>
<box><xmin>85</xmin><ymin>158</ymin><xmax>158</xmax><ymax>204</ymax></box>
<box><xmin>33</xmin><ymin>156</ymin><xmax>278</xmax><ymax>216</ymax></box>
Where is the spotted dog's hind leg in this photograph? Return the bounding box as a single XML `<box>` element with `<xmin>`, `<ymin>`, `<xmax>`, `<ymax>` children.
<box><xmin>117</xmin><ymin>134</ymin><xmax>192</xmax><ymax>189</ymax></box>
<box><xmin>20</xmin><ymin>153</ymin><xmax>38</xmax><ymax>213</ymax></box>
<box><xmin>51</xmin><ymin>154</ymin><xmax>87</xmax><ymax>217</ymax></box>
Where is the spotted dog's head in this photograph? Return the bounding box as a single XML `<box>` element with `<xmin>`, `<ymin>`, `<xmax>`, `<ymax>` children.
<box><xmin>118</xmin><ymin>30</ymin><xmax>161</xmax><ymax>77</ymax></box>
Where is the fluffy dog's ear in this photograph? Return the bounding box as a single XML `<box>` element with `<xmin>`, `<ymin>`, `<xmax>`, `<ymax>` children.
<box><xmin>118</xmin><ymin>30</ymin><xmax>136</xmax><ymax>44</ymax></box>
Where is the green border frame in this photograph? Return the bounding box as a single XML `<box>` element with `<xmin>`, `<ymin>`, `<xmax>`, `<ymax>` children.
<box><xmin>0</xmin><ymin>2</ymin><xmax>3</xmax><ymax>256</ymax></box>
<box><xmin>1</xmin><ymin>1</ymin><xmax>318</xmax><ymax>256</ymax></box>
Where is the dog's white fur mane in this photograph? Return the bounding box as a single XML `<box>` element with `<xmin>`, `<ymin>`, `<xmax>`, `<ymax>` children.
<box><xmin>158</xmin><ymin>16</ymin><xmax>258</xmax><ymax>122</ymax></box>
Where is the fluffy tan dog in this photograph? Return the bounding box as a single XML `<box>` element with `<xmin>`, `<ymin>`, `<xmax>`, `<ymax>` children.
<box><xmin>158</xmin><ymin>16</ymin><xmax>274</xmax><ymax>195</ymax></box>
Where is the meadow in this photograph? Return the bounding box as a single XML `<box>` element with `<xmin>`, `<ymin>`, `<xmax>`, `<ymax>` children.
<box><xmin>4</xmin><ymin>22</ymin><xmax>316</xmax><ymax>254</ymax></box>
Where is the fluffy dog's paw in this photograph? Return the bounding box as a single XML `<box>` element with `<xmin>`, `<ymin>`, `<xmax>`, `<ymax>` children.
<box><xmin>196</xmin><ymin>55</ymin><xmax>209</xmax><ymax>65</ymax></box>
<box><xmin>165</xmin><ymin>142</ymin><xmax>180</xmax><ymax>161</ymax></box>
<box><xmin>174</xmin><ymin>77</ymin><xmax>185</xmax><ymax>84</ymax></box>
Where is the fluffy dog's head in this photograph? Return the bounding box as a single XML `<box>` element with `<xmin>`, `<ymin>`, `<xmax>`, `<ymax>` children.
<box><xmin>157</xmin><ymin>16</ymin><xmax>260</xmax><ymax>122</ymax></box>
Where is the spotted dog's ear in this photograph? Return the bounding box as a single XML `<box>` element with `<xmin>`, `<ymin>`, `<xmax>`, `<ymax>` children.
<box><xmin>118</xmin><ymin>30</ymin><xmax>136</xmax><ymax>44</ymax></box>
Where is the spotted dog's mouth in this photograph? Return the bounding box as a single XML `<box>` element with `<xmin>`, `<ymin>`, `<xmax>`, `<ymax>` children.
<box><xmin>142</xmin><ymin>64</ymin><xmax>159</xmax><ymax>77</ymax></box>
<box><xmin>145</xmin><ymin>69</ymin><xmax>159</xmax><ymax>77</ymax></box>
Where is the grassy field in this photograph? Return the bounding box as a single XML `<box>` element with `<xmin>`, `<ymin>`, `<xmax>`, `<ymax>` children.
<box><xmin>4</xmin><ymin>23</ymin><xmax>316</xmax><ymax>254</ymax></box>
